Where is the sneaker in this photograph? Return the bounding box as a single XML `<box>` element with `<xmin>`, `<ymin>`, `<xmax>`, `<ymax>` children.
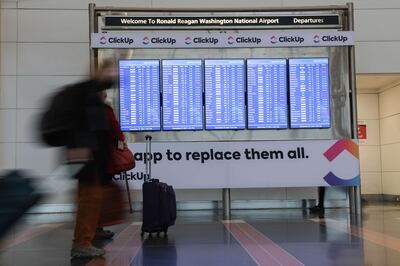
<box><xmin>70</xmin><ymin>245</ymin><xmax>105</xmax><ymax>259</ymax></box>
<box><xmin>309</xmin><ymin>205</ymin><xmax>325</xmax><ymax>213</ymax></box>
<box><xmin>95</xmin><ymin>228</ymin><xmax>115</xmax><ymax>240</ymax></box>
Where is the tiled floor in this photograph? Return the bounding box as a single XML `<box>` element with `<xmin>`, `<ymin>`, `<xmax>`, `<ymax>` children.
<box><xmin>1</xmin><ymin>203</ymin><xmax>400</xmax><ymax>265</ymax></box>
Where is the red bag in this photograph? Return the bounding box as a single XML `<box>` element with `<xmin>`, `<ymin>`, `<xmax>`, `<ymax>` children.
<box><xmin>107</xmin><ymin>146</ymin><xmax>135</xmax><ymax>175</ymax></box>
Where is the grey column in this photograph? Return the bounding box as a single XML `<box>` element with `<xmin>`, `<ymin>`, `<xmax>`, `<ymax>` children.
<box><xmin>223</xmin><ymin>188</ymin><xmax>231</xmax><ymax>219</ymax></box>
<box><xmin>347</xmin><ymin>2</ymin><xmax>362</xmax><ymax>216</ymax></box>
<box><xmin>88</xmin><ymin>3</ymin><xmax>97</xmax><ymax>74</ymax></box>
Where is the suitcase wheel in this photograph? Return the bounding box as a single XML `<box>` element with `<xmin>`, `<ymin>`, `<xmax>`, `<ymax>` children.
<box><xmin>140</xmin><ymin>231</ymin><xmax>144</xmax><ymax>237</ymax></box>
<box><xmin>163</xmin><ymin>230</ymin><xmax>168</xmax><ymax>237</ymax></box>
<box><xmin>156</xmin><ymin>232</ymin><xmax>160</xmax><ymax>237</ymax></box>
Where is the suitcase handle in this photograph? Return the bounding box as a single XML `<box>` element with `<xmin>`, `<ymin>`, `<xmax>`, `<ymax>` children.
<box><xmin>145</xmin><ymin>135</ymin><xmax>152</xmax><ymax>182</ymax></box>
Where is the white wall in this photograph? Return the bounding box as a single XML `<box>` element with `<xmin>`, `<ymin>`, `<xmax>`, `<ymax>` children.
<box><xmin>1</xmin><ymin>0</ymin><xmax>399</xmax><ymax>204</ymax></box>
<box><xmin>357</xmin><ymin>94</ymin><xmax>382</xmax><ymax>194</ymax></box>
<box><xmin>379</xmin><ymin>83</ymin><xmax>400</xmax><ymax>195</ymax></box>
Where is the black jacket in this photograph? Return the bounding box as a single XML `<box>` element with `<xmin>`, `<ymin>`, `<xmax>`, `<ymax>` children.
<box><xmin>41</xmin><ymin>79</ymin><xmax>113</xmax><ymax>183</ymax></box>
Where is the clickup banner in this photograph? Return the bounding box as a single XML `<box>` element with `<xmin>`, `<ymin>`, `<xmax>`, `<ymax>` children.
<box><xmin>91</xmin><ymin>31</ymin><xmax>354</xmax><ymax>48</ymax></box>
<box><xmin>115</xmin><ymin>139</ymin><xmax>360</xmax><ymax>189</ymax></box>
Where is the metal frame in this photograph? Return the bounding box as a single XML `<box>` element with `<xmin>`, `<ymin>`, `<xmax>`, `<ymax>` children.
<box><xmin>89</xmin><ymin>3</ymin><xmax>361</xmax><ymax>218</ymax></box>
<box><xmin>346</xmin><ymin>2</ymin><xmax>362</xmax><ymax>217</ymax></box>
<box><xmin>92</xmin><ymin>6</ymin><xmax>348</xmax><ymax>12</ymax></box>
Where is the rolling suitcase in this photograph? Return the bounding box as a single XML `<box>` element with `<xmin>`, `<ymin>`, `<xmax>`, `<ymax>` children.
<box><xmin>0</xmin><ymin>170</ymin><xmax>42</xmax><ymax>238</ymax></box>
<box><xmin>141</xmin><ymin>135</ymin><xmax>176</xmax><ymax>237</ymax></box>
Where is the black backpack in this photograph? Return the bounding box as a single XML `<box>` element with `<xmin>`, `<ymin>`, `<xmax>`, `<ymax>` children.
<box><xmin>39</xmin><ymin>79</ymin><xmax>113</xmax><ymax>147</ymax></box>
<box><xmin>39</xmin><ymin>85</ymin><xmax>83</xmax><ymax>147</ymax></box>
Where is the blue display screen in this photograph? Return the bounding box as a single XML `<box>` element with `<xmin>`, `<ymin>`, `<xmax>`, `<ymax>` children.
<box><xmin>247</xmin><ymin>59</ymin><xmax>288</xmax><ymax>129</ymax></box>
<box><xmin>289</xmin><ymin>58</ymin><xmax>330</xmax><ymax>128</ymax></box>
<box><xmin>162</xmin><ymin>60</ymin><xmax>203</xmax><ymax>130</ymax></box>
<box><xmin>119</xmin><ymin>60</ymin><xmax>161</xmax><ymax>131</ymax></box>
<box><xmin>204</xmin><ymin>59</ymin><xmax>246</xmax><ymax>130</ymax></box>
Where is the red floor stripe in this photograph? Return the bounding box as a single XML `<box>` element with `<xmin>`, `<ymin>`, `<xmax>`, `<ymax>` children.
<box><xmin>237</xmin><ymin>222</ymin><xmax>304</xmax><ymax>266</ymax></box>
<box><xmin>223</xmin><ymin>220</ymin><xmax>304</xmax><ymax>266</ymax></box>
<box><xmin>312</xmin><ymin>218</ymin><xmax>400</xmax><ymax>253</ymax></box>
<box><xmin>223</xmin><ymin>221</ymin><xmax>282</xmax><ymax>266</ymax></box>
<box><xmin>0</xmin><ymin>223</ymin><xmax>63</xmax><ymax>250</ymax></box>
<box><xmin>88</xmin><ymin>222</ymin><xmax>143</xmax><ymax>266</ymax></box>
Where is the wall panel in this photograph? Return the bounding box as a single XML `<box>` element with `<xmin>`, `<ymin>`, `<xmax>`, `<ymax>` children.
<box><xmin>381</xmin><ymin>143</ymin><xmax>400</xmax><ymax>172</ymax></box>
<box><xmin>0</xmin><ymin>2</ymin><xmax>17</xmax><ymax>9</ymax></box>
<box><xmin>380</xmin><ymin>115</ymin><xmax>400</xmax><ymax>145</ymax></box>
<box><xmin>16</xmin><ymin>109</ymin><xmax>41</xmax><ymax>143</ymax></box>
<box><xmin>356</xmin><ymin>42</ymin><xmax>400</xmax><ymax>74</ymax></box>
<box><xmin>18</xmin><ymin>10</ymin><xmax>88</xmax><ymax>43</ymax></box>
<box><xmin>17</xmin><ymin>75</ymin><xmax>86</xmax><ymax>109</ymax></box>
<box><xmin>282</xmin><ymin>0</ymin><xmax>400</xmax><ymax>9</ymax></box>
<box><xmin>17</xmin><ymin>0</ymin><xmax>149</xmax><ymax>9</ymax></box>
<box><xmin>359</xmin><ymin>145</ymin><xmax>381</xmax><ymax>172</ymax></box>
<box><xmin>0</xmin><ymin>143</ymin><xmax>16</xmax><ymax>170</ymax></box>
<box><xmin>1</xmin><ymin>8</ymin><xmax>17</xmax><ymax>41</ymax></box>
<box><xmin>379</xmin><ymin>84</ymin><xmax>400</xmax><ymax>118</ymax></box>
<box><xmin>357</xmin><ymin>94</ymin><xmax>379</xmax><ymax>120</ymax></box>
<box><xmin>382</xmin><ymin>172</ymin><xmax>400</xmax><ymax>195</ymax></box>
<box><xmin>355</xmin><ymin>10</ymin><xmax>400</xmax><ymax>41</ymax></box>
<box><xmin>361</xmin><ymin>172</ymin><xmax>382</xmax><ymax>194</ymax></box>
<box><xmin>0</xmin><ymin>75</ymin><xmax>16</xmax><ymax>109</ymax></box>
<box><xmin>0</xmin><ymin>109</ymin><xmax>16</xmax><ymax>142</ymax></box>
<box><xmin>151</xmin><ymin>0</ymin><xmax>282</xmax><ymax>8</ymax></box>
<box><xmin>17</xmin><ymin>43</ymin><xmax>89</xmax><ymax>75</ymax></box>
<box><xmin>0</xmin><ymin>43</ymin><xmax>16</xmax><ymax>75</ymax></box>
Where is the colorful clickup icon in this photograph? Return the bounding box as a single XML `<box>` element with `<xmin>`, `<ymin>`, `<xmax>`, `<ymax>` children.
<box><xmin>323</xmin><ymin>139</ymin><xmax>360</xmax><ymax>186</ymax></box>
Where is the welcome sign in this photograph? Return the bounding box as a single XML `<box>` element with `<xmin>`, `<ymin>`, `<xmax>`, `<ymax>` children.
<box><xmin>104</xmin><ymin>15</ymin><xmax>340</xmax><ymax>28</ymax></box>
<box><xmin>115</xmin><ymin>139</ymin><xmax>360</xmax><ymax>189</ymax></box>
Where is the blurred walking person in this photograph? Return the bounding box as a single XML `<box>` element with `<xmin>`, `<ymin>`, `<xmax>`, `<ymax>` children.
<box><xmin>40</xmin><ymin>59</ymin><xmax>117</xmax><ymax>259</ymax></box>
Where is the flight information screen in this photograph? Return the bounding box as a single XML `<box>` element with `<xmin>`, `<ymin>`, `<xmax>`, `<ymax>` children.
<box><xmin>162</xmin><ymin>60</ymin><xmax>203</xmax><ymax>130</ymax></box>
<box><xmin>204</xmin><ymin>59</ymin><xmax>246</xmax><ymax>130</ymax></box>
<box><xmin>119</xmin><ymin>60</ymin><xmax>161</xmax><ymax>131</ymax></box>
<box><xmin>247</xmin><ymin>59</ymin><xmax>288</xmax><ymax>129</ymax></box>
<box><xmin>289</xmin><ymin>58</ymin><xmax>331</xmax><ymax>128</ymax></box>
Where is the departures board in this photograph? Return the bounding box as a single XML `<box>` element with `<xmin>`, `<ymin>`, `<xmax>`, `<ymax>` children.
<box><xmin>118</xmin><ymin>57</ymin><xmax>331</xmax><ymax>131</ymax></box>
<box><xmin>119</xmin><ymin>60</ymin><xmax>161</xmax><ymax>131</ymax></box>
<box><xmin>162</xmin><ymin>59</ymin><xmax>203</xmax><ymax>131</ymax></box>
<box><xmin>289</xmin><ymin>58</ymin><xmax>330</xmax><ymax>129</ymax></box>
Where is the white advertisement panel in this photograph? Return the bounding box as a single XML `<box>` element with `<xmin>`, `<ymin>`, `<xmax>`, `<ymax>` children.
<box><xmin>91</xmin><ymin>31</ymin><xmax>354</xmax><ymax>49</ymax></box>
<box><xmin>115</xmin><ymin>139</ymin><xmax>360</xmax><ymax>189</ymax></box>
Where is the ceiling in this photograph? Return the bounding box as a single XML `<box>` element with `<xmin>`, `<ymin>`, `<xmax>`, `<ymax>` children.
<box><xmin>357</xmin><ymin>74</ymin><xmax>400</xmax><ymax>93</ymax></box>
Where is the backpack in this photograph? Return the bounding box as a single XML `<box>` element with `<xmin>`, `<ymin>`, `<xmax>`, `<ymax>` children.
<box><xmin>39</xmin><ymin>79</ymin><xmax>113</xmax><ymax>147</ymax></box>
<box><xmin>39</xmin><ymin>85</ymin><xmax>82</xmax><ymax>147</ymax></box>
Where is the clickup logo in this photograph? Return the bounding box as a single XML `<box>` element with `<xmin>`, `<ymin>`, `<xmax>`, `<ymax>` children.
<box><xmin>323</xmin><ymin>140</ymin><xmax>360</xmax><ymax>186</ymax></box>
<box><xmin>270</xmin><ymin>35</ymin><xmax>278</xmax><ymax>44</ymax></box>
<box><xmin>313</xmin><ymin>34</ymin><xmax>321</xmax><ymax>43</ymax></box>
<box><xmin>185</xmin><ymin>36</ymin><xmax>192</xmax><ymax>45</ymax></box>
<box><xmin>142</xmin><ymin>36</ymin><xmax>150</xmax><ymax>45</ymax></box>
<box><xmin>100</xmin><ymin>36</ymin><xmax>107</xmax><ymax>45</ymax></box>
<box><xmin>227</xmin><ymin>36</ymin><xmax>235</xmax><ymax>45</ymax></box>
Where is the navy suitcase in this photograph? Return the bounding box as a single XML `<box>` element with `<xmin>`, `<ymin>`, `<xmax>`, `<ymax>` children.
<box><xmin>0</xmin><ymin>170</ymin><xmax>42</xmax><ymax>238</ymax></box>
<box><xmin>141</xmin><ymin>135</ymin><xmax>176</xmax><ymax>237</ymax></box>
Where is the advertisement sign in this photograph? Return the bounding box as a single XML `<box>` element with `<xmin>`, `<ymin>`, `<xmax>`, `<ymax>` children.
<box><xmin>115</xmin><ymin>139</ymin><xmax>360</xmax><ymax>189</ymax></box>
<box><xmin>91</xmin><ymin>31</ymin><xmax>354</xmax><ymax>48</ymax></box>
